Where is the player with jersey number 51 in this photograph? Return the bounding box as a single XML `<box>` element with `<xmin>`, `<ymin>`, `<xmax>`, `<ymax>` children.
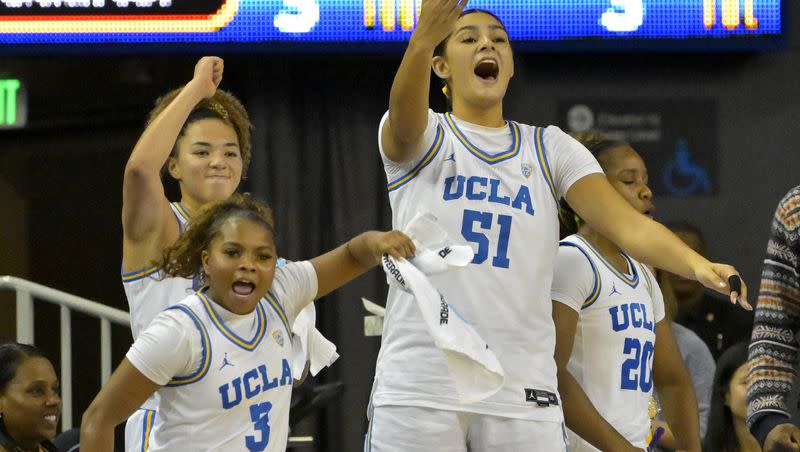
<box><xmin>367</xmin><ymin>1</ymin><xmax>750</xmax><ymax>450</ymax></box>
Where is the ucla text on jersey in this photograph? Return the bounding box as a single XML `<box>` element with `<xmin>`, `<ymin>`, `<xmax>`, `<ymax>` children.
<box><xmin>219</xmin><ymin>359</ymin><xmax>293</xmax><ymax>409</ymax></box>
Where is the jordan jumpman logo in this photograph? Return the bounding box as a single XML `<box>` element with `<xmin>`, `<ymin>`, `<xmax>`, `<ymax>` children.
<box><xmin>219</xmin><ymin>352</ymin><xmax>234</xmax><ymax>370</ymax></box>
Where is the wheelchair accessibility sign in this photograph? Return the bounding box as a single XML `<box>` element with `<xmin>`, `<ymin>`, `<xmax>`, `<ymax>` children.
<box><xmin>560</xmin><ymin>99</ymin><xmax>717</xmax><ymax>197</ymax></box>
<box><xmin>663</xmin><ymin>138</ymin><xmax>712</xmax><ymax>196</ymax></box>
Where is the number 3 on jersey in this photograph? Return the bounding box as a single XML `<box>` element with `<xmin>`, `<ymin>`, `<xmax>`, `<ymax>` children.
<box><xmin>461</xmin><ymin>209</ymin><xmax>512</xmax><ymax>268</ymax></box>
<box><xmin>246</xmin><ymin>401</ymin><xmax>272</xmax><ymax>452</ymax></box>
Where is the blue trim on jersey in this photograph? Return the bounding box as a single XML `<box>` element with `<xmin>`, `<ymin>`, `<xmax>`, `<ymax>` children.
<box><xmin>444</xmin><ymin>112</ymin><xmax>521</xmax><ymax>164</ymax></box>
<box><xmin>574</xmin><ymin>236</ymin><xmax>640</xmax><ymax>288</ymax></box>
<box><xmin>121</xmin><ymin>265</ymin><xmax>160</xmax><ymax>283</ymax></box>
<box><xmin>559</xmin><ymin>242</ymin><xmax>602</xmax><ymax>309</ymax></box>
<box><xmin>198</xmin><ymin>289</ymin><xmax>268</xmax><ymax>351</ymax></box>
<box><xmin>386</xmin><ymin>125</ymin><xmax>445</xmax><ymax>193</ymax></box>
<box><xmin>165</xmin><ymin>304</ymin><xmax>212</xmax><ymax>387</ymax></box>
<box><xmin>171</xmin><ymin>202</ymin><xmax>192</xmax><ymax>224</ymax></box>
<box><xmin>533</xmin><ymin>127</ymin><xmax>558</xmax><ymax>204</ymax></box>
<box><xmin>140</xmin><ymin>409</ymin><xmax>155</xmax><ymax>452</ymax></box>
<box><xmin>123</xmin><ymin>203</ymin><xmax>192</xmax><ymax>283</ymax></box>
<box><xmin>264</xmin><ymin>291</ymin><xmax>291</xmax><ymax>337</ymax></box>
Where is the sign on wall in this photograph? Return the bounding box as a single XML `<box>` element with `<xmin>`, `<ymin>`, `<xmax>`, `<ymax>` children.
<box><xmin>559</xmin><ymin>99</ymin><xmax>717</xmax><ymax>197</ymax></box>
<box><xmin>0</xmin><ymin>79</ymin><xmax>26</xmax><ymax>129</ymax></box>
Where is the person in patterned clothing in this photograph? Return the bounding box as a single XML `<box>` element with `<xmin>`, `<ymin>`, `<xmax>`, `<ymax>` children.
<box><xmin>747</xmin><ymin>185</ymin><xmax>800</xmax><ymax>452</ymax></box>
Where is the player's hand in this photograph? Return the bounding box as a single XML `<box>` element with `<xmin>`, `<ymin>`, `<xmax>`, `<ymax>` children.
<box><xmin>189</xmin><ymin>56</ymin><xmax>224</xmax><ymax>99</ymax></box>
<box><xmin>765</xmin><ymin>424</ymin><xmax>800</xmax><ymax>452</ymax></box>
<box><xmin>693</xmin><ymin>262</ymin><xmax>751</xmax><ymax>310</ymax></box>
<box><xmin>410</xmin><ymin>0</ymin><xmax>468</xmax><ymax>49</ymax></box>
<box><xmin>368</xmin><ymin>230</ymin><xmax>416</xmax><ymax>264</ymax></box>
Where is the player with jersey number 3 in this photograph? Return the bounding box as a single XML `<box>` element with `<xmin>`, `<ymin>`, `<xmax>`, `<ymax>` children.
<box><xmin>368</xmin><ymin>0</ymin><xmax>750</xmax><ymax>451</ymax></box>
<box><xmin>81</xmin><ymin>194</ymin><xmax>416</xmax><ymax>451</ymax></box>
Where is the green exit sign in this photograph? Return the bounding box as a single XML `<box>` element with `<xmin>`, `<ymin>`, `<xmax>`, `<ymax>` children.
<box><xmin>0</xmin><ymin>79</ymin><xmax>26</xmax><ymax>129</ymax></box>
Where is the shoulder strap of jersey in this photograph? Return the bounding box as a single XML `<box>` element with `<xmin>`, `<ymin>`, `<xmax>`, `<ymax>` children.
<box><xmin>169</xmin><ymin>202</ymin><xmax>192</xmax><ymax>233</ymax></box>
<box><xmin>164</xmin><ymin>303</ymin><xmax>212</xmax><ymax>387</ymax></box>
<box><xmin>637</xmin><ymin>261</ymin><xmax>655</xmax><ymax>295</ymax></box>
<box><xmin>559</xmin><ymin>239</ymin><xmax>602</xmax><ymax>309</ymax></box>
<box><xmin>533</xmin><ymin>126</ymin><xmax>558</xmax><ymax>205</ymax></box>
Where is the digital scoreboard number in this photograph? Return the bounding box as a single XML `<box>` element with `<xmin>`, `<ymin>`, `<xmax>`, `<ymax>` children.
<box><xmin>0</xmin><ymin>0</ymin><xmax>785</xmax><ymax>51</ymax></box>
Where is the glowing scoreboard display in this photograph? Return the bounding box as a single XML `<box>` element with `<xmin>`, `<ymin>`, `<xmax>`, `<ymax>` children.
<box><xmin>0</xmin><ymin>0</ymin><xmax>785</xmax><ymax>51</ymax></box>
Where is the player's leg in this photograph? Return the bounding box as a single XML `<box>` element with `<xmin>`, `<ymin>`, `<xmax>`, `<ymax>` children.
<box><xmin>365</xmin><ymin>405</ymin><xmax>469</xmax><ymax>452</ymax></box>
<box><xmin>467</xmin><ymin>414</ymin><xmax>567</xmax><ymax>452</ymax></box>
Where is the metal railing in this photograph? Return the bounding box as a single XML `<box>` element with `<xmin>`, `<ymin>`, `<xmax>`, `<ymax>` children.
<box><xmin>0</xmin><ymin>275</ymin><xmax>130</xmax><ymax>431</ymax></box>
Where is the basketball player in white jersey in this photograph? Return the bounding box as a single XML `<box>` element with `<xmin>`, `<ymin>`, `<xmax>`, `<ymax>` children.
<box><xmin>369</xmin><ymin>2</ymin><xmax>749</xmax><ymax>450</ymax></box>
<box><xmin>552</xmin><ymin>134</ymin><xmax>701</xmax><ymax>452</ymax></box>
<box><xmin>82</xmin><ymin>194</ymin><xmax>416</xmax><ymax>451</ymax></box>
<box><xmin>121</xmin><ymin>56</ymin><xmax>252</xmax><ymax>451</ymax></box>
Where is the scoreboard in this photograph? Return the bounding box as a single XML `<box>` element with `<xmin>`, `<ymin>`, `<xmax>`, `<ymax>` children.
<box><xmin>0</xmin><ymin>0</ymin><xmax>786</xmax><ymax>52</ymax></box>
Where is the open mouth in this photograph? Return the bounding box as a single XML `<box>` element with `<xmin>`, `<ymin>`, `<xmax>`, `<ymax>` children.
<box><xmin>43</xmin><ymin>414</ymin><xmax>59</xmax><ymax>425</ymax></box>
<box><xmin>232</xmin><ymin>280</ymin><xmax>256</xmax><ymax>296</ymax></box>
<box><xmin>474</xmin><ymin>59</ymin><xmax>499</xmax><ymax>81</ymax></box>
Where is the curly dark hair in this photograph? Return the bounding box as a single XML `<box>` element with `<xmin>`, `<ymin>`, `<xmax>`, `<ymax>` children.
<box><xmin>159</xmin><ymin>193</ymin><xmax>275</xmax><ymax>281</ymax></box>
<box><xmin>148</xmin><ymin>87</ymin><xmax>253</xmax><ymax>178</ymax></box>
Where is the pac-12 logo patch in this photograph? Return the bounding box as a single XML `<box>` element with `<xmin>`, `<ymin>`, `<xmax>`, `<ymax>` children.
<box><xmin>521</xmin><ymin>163</ymin><xmax>532</xmax><ymax>178</ymax></box>
<box><xmin>273</xmin><ymin>329</ymin><xmax>285</xmax><ymax>347</ymax></box>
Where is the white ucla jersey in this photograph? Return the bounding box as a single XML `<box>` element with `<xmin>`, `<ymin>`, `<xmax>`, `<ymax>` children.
<box><xmin>551</xmin><ymin>234</ymin><xmax>665</xmax><ymax>450</ymax></box>
<box><xmin>122</xmin><ymin>201</ymin><xmax>197</xmax><ymax>340</ymax></box>
<box><xmin>373</xmin><ymin>110</ymin><xmax>602</xmax><ymax>421</ymax></box>
<box><xmin>126</xmin><ymin>262</ymin><xmax>316</xmax><ymax>452</ymax></box>
<box><xmin>122</xmin><ymin>202</ymin><xmax>195</xmax><ymax>424</ymax></box>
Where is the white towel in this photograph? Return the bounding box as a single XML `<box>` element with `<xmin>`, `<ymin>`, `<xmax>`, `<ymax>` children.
<box><xmin>362</xmin><ymin>297</ymin><xmax>385</xmax><ymax>336</ymax></box>
<box><xmin>291</xmin><ymin>302</ymin><xmax>339</xmax><ymax>380</ymax></box>
<box><xmin>381</xmin><ymin>212</ymin><xmax>505</xmax><ymax>403</ymax></box>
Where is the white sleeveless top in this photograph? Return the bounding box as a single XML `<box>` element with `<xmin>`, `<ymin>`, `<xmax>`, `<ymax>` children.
<box><xmin>122</xmin><ymin>202</ymin><xmax>197</xmax><ymax>339</ymax></box>
<box><xmin>127</xmin><ymin>262</ymin><xmax>317</xmax><ymax>451</ymax></box>
<box><xmin>374</xmin><ymin>110</ymin><xmax>602</xmax><ymax>421</ymax></box>
<box><xmin>552</xmin><ymin>234</ymin><xmax>665</xmax><ymax>450</ymax></box>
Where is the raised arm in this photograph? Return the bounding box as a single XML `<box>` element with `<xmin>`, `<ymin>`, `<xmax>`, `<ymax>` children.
<box><xmin>652</xmin><ymin>320</ymin><xmax>702</xmax><ymax>452</ymax></box>
<box><xmin>565</xmin><ymin>174</ymin><xmax>750</xmax><ymax>308</ymax></box>
<box><xmin>553</xmin><ymin>302</ymin><xmax>643</xmax><ymax>452</ymax></box>
<box><xmin>122</xmin><ymin>57</ymin><xmax>223</xmax><ymax>265</ymax></box>
<box><xmin>310</xmin><ymin>230</ymin><xmax>415</xmax><ymax>299</ymax></box>
<box><xmin>80</xmin><ymin>358</ymin><xmax>161</xmax><ymax>452</ymax></box>
<box><xmin>381</xmin><ymin>0</ymin><xmax>466</xmax><ymax>162</ymax></box>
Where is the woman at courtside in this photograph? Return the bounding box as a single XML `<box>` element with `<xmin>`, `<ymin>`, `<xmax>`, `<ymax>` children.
<box><xmin>0</xmin><ymin>343</ymin><xmax>60</xmax><ymax>452</ymax></box>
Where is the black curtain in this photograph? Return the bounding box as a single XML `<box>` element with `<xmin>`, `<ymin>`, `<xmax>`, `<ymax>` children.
<box><xmin>236</xmin><ymin>55</ymin><xmax>443</xmax><ymax>451</ymax></box>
